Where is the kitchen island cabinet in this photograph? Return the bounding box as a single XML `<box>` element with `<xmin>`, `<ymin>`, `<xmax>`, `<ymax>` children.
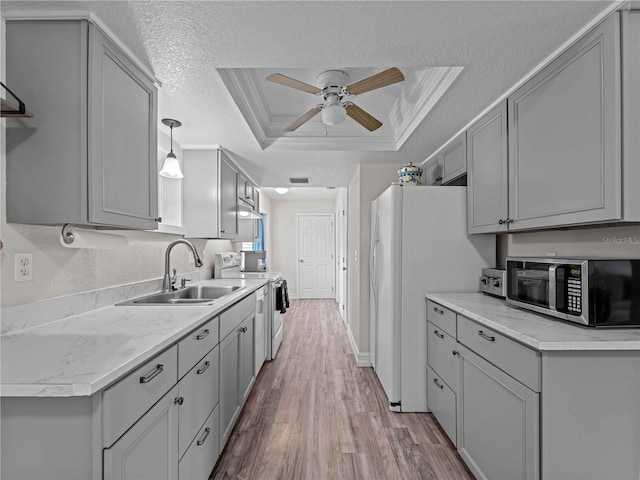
<box><xmin>426</xmin><ymin>293</ymin><xmax>640</xmax><ymax>480</ymax></box>
<box><xmin>1</xmin><ymin>278</ymin><xmax>264</xmax><ymax>480</ymax></box>
<box><xmin>5</xmin><ymin>19</ymin><xmax>158</xmax><ymax>230</ymax></box>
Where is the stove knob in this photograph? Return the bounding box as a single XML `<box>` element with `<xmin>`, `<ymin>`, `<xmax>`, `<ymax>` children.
<box><xmin>493</xmin><ymin>279</ymin><xmax>501</xmax><ymax>288</ymax></box>
<box><xmin>480</xmin><ymin>275</ymin><xmax>488</xmax><ymax>285</ymax></box>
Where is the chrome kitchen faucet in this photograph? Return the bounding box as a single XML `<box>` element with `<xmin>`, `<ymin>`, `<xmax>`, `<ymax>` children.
<box><xmin>162</xmin><ymin>240</ymin><xmax>203</xmax><ymax>292</ymax></box>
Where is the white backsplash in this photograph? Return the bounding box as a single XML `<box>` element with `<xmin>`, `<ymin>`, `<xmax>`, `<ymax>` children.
<box><xmin>1</xmin><ymin>269</ymin><xmax>212</xmax><ymax>335</ymax></box>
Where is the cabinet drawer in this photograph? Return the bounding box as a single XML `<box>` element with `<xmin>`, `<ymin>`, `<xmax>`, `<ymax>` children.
<box><xmin>179</xmin><ymin>404</ymin><xmax>220</xmax><ymax>480</ymax></box>
<box><xmin>427</xmin><ymin>322</ymin><xmax>460</xmax><ymax>392</ymax></box>
<box><xmin>457</xmin><ymin>316</ymin><xmax>540</xmax><ymax>391</ymax></box>
<box><xmin>178</xmin><ymin>345</ymin><xmax>220</xmax><ymax>460</ymax></box>
<box><xmin>427</xmin><ymin>366</ymin><xmax>457</xmax><ymax>446</ymax></box>
<box><xmin>178</xmin><ymin>315</ymin><xmax>219</xmax><ymax>379</ymax></box>
<box><xmin>427</xmin><ymin>300</ymin><xmax>456</xmax><ymax>338</ymax></box>
<box><xmin>220</xmin><ymin>294</ymin><xmax>255</xmax><ymax>341</ymax></box>
<box><xmin>102</xmin><ymin>345</ymin><xmax>178</xmax><ymax>447</ymax></box>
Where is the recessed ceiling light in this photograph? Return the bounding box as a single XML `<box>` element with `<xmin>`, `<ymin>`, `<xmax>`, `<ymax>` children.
<box><xmin>275</xmin><ymin>187</ymin><xmax>289</xmax><ymax>194</ymax></box>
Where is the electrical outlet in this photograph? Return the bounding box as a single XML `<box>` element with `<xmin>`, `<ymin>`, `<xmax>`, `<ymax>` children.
<box><xmin>14</xmin><ymin>253</ymin><xmax>33</xmax><ymax>282</ymax></box>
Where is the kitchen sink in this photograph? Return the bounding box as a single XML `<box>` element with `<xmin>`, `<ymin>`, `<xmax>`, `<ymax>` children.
<box><xmin>117</xmin><ymin>286</ymin><xmax>241</xmax><ymax>306</ymax></box>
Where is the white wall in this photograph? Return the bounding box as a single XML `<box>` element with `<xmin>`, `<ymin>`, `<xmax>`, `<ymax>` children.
<box><xmin>270</xmin><ymin>199</ymin><xmax>336</xmax><ymax>298</ymax></box>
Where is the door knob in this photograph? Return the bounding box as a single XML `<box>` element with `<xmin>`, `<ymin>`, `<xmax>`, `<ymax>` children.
<box><xmin>299</xmin><ymin>259</ymin><xmax>304</xmax><ymax>263</ymax></box>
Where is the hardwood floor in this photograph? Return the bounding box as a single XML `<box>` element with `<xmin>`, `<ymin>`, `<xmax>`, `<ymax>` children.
<box><xmin>211</xmin><ymin>299</ymin><xmax>474</xmax><ymax>480</ymax></box>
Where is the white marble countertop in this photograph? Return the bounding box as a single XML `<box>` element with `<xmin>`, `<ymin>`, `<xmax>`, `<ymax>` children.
<box><xmin>426</xmin><ymin>293</ymin><xmax>640</xmax><ymax>351</ymax></box>
<box><xmin>1</xmin><ymin>278</ymin><xmax>269</xmax><ymax>398</ymax></box>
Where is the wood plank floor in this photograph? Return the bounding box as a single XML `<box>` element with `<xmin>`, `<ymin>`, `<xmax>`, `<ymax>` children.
<box><xmin>211</xmin><ymin>299</ymin><xmax>474</xmax><ymax>480</ymax></box>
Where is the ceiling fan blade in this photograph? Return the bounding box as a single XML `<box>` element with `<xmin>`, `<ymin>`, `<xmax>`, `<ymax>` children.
<box><xmin>345</xmin><ymin>67</ymin><xmax>405</xmax><ymax>96</ymax></box>
<box><xmin>285</xmin><ymin>106</ymin><xmax>322</xmax><ymax>132</ymax></box>
<box><xmin>346</xmin><ymin>104</ymin><xmax>383</xmax><ymax>131</ymax></box>
<box><xmin>266</xmin><ymin>73</ymin><xmax>322</xmax><ymax>95</ymax></box>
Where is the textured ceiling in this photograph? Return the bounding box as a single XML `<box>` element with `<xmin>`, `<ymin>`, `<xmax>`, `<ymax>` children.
<box><xmin>3</xmin><ymin>0</ymin><xmax>616</xmax><ymax>188</ymax></box>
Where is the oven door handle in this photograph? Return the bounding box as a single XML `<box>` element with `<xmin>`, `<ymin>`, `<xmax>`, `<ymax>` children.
<box><xmin>549</xmin><ymin>265</ymin><xmax>557</xmax><ymax>311</ymax></box>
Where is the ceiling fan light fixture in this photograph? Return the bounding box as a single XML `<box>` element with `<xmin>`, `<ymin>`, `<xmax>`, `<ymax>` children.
<box><xmin>321</xmin><ymin>103</ymin><xmax>346</xmax><ymax>126</ymax></box>
<box><xmin>275</xmin><ymin>187</ymin><xmax>289</xmax><ymax>194</ymax></box>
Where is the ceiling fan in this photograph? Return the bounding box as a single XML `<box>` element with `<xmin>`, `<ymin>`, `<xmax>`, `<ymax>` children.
<box><xmin>265</xmin><ymin>68</ymin><xmax>405</xmax><ymax>132</ymax></box>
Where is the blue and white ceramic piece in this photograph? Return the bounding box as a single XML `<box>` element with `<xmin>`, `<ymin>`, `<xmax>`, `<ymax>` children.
<box><xmin>398</xmin><ymin>162</ymin><xmax>423</xmax><ymax>185</ymax></box>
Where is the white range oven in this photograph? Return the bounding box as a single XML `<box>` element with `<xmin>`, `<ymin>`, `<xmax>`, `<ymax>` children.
<box><xmin>214</xmin><ymin>253</ymin><xmax>285</xmax><ymax>361</ymax></box>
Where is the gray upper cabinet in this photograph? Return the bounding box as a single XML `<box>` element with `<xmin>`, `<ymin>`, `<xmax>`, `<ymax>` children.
<box><xmin>6</xmin><ymin>20</ymin><xmax>158</xmax><ymax>229</ymax></box>
<box><xmin>441</xmin><ymin>132</ymin><xmax>467</xmax><ymax>183</ymax></box>
<box><xmin>220</xmin><ymin>157</ymin><xmax>239</xmax><ymax>237</ymax></box>
<box><xmin>183</xmin><ymin>149</ymin><xmax>238</xmax><ymax>239</ymax></box>
<box><xmin>508</xmin><ymin>13</ymin><xmax>621</xmax><ymax>230</ymax></box>
<box><xmin>421</xmin><ymin>131</ymin><xmax>466</xmax><ymax>186</ymax></box>
<box><xmin>467</xmin><ymin>101</ymin><xmax>509</xmax><ymax>234</ymax></box>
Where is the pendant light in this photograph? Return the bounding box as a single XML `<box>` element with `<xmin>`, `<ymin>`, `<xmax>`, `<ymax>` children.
<box><xmin>159</xmin><ymin>118</ymin><xmax>183</xmax><ymax>179</ymax></box>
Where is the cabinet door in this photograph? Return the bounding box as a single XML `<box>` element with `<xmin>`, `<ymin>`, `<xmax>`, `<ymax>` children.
<box><xmin>219</xmin><ymin>330</ymin><xmax>240</xmax><ymax>445</ymax></box>
<box><xmin>442</xmin><ymin>132</ymin><xmax>467</xmax><ymax>183</ymax></box>
<box><xmin>458</xmin><ymin>346</ymin><xmax>539</xmax><ymax>480</ymax></box>
<box><xmin>219</xmin><ymin>154</ymin><xmax>238</xmax><ymax>238</ymax></box>
<box><xmin>422</xmin><ymin>158</ymin><xmax>443</xmax><ymax>186</ymax></box>
<box><xmin>467</xmin><ymin>101</ymin><xmax>509</xmax><ymax>234</ymax></box>
<box><xmin>88</xmin><ymin>24</ymin><xmax>158</xmax><ymax>229</ymax></box>
<box><xmin>104</xmin><ymin>386</ymin><xmax>179</xmax><ymax>480</ymax></box>
<box><xmin>508</xmin><ymin>14</ymin><xmax>621</xmax><ymax>230</ymax></box>
<box><xmin>239</xmin><ymin>314</ymin><xmax>255</xmax><ymax>404</ymax></box>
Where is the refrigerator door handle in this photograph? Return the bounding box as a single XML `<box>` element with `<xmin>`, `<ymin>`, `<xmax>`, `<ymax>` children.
<box><xmin>370</xmin><ymin>210</ymin><xmax>380</xmax><ymax>295</ymax></box>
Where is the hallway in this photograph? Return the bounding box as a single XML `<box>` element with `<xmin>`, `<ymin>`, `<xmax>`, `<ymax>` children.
<box><xmin>211</xmin><ymin>299</ymin><xmax>473</xmax><ymax>480</ymax></box>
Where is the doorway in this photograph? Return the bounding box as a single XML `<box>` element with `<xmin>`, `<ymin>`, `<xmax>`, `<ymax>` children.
<box><xmin>296</xmin><ymin>214</ymin><xmax>335</xmax><ymax>299</ymax></box>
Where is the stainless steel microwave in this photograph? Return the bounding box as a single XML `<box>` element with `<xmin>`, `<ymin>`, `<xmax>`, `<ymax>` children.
<box><xmin>506</xmin><ymin>257</ymin><xmax>640</xmax><ymax>327</ymax></box>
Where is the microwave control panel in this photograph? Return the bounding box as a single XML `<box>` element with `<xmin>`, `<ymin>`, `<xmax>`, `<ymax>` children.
<box><xmin>565</xmin><ymin>266</ymin><xmax>582</xmax><ymax>314</ymax></box>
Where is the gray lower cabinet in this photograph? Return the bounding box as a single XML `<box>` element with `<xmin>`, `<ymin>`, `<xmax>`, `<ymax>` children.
<box><xmin>5</xmin><ymin>19</ymin><xmax>158</xmax><ymax>229</ymax></box>
<box><xmin>458</xmin><ymin>345</ymin><xmax>539</xmax><ymax>480</ymax></box>
<box><xmin>508</xmin><ymin>13</ymin><xmax>621</xmax><ymax>229</ymax></box>
<box><xmin>183</xmin><ymin>149</ymin><xmax>238</xmax><ymax>239</ymax></box>
<box><xmin>104</xmin><ymin>386</ymin><xmax>180</xmax><ymax>480</ymax></box>
<box><xmin>220</xmin><ymin>312</ymin><xmax>255</xmax><ymax>445</ymax></box>
<box><xmin>466</xmin><ymin>101</ymin><xmax>509</xmax><ymax>234</ymax></box>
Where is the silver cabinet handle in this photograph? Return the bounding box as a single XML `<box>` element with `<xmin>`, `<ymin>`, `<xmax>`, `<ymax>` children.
<box><xmin>238</xmin><ymin>326</ymin><xmax>247</xmax><ymax>333</ymax></box>
<box><xmin>452</xmin><ymin>350</ymin><xmax>459</xmax><ymax>356</ymax></box>
<box><xmin>197</xmin><ymin>361</ymin><xmax>210</xmax><ymax>375</ymax></box>
<box><xmin>196</xmin><ymin>329</ymin><xmax>210</xmax><ymax>340</ymax></box>
<box><xmin>154</xmin><ymin>217</ymin><xmax>163</xmax><ymax>223</ymax></box>
<box><xmin>433</xmin><ymin>330</ymin><xmax>444</xmax><ymax>339</ymax></box>
<box><xmin>435</xmin><ymin>176</ymin><xmax>443</xmax><ymax>182</ymax></box>
<box><xmin>197</xmin><ymin>427</ymin><xmax>211</xmax><ymax>446</ymax></box>
<box><xmin>433</xmin><ymin>378</ymin><xmax>444</xmax><ymax>390</ymax></box>
<box><xmin>478</xmin><ymin>330</ymin><xmax>496</xmax><ymax>342</ymax></box>
<box><xmin>139</xmin><ymin>364</ymin><xmax>163</xmax><ymax>384</ymax></box>
<box><xmin>174</xmin><ymin>396</ymin><xmax>184</xmax><ymax>406</ymax></box>
<box><xmin>433</xmin><ymin>306</ymin><xmax>444</xmax><ymax>315</ymax></box>
<box><xmin>498</xmin><ymin>218</ymin><xmax>505</xmax><ymax>225</ymax></box>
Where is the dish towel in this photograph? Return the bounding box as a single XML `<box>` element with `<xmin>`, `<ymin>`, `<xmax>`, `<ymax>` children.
<box><xmin>276</xmin><ymin>279</ymin><xmax>290</xmax><ymax>313</ymax></box>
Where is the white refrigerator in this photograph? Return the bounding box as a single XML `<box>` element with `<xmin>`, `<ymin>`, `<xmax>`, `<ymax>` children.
<box><xmin>370</xmin><ymin>185</ymin><xmax>495</xmax><ymax>412</ymax></box>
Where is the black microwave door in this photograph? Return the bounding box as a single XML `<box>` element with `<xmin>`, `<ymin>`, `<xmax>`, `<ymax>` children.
<box><xmin>507</xmin><ymin>260</ymin><xmax>551</xmax><ymax>308</ymax></box>
<box><xmin>593</xmin><ymin>260</ymin><xmax>640</xmax><ymax>327</ymax></box>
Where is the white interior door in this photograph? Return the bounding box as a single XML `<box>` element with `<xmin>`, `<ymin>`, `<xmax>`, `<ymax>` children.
<box><xmin>297</xmin><ymin>214</ymin><xmax>335</xmax><ymax>299</ymax></box>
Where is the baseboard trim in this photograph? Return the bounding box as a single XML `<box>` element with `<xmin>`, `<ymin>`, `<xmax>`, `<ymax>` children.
<box><xmin>346</xmin><ymin>324</ymin><xmax>372</xmax><ymax>368</ymax></box>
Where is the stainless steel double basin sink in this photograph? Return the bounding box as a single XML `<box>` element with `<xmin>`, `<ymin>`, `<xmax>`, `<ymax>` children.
<box><xmin>117</xmin><ymin>286</ymin><xmax>240</xmax><ymax>306</ymax></box>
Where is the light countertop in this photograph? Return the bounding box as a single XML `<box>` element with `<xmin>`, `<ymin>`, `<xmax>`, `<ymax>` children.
<box><xmin>1</xmin><ymin>278</ymin><xmax>269</xmax><ymax>398</ymax></box>
<box><xmin>426</xmin><ymin>293</ymin><xmax>640</xmax><ymax>351</ymax></box>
